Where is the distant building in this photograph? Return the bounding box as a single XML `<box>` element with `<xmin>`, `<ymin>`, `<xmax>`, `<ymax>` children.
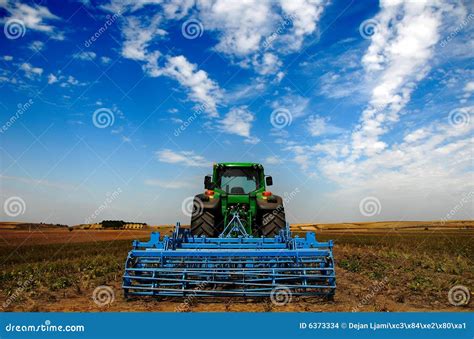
<box><xmin>123</xmin><ymin>223</ymin><xmax>146</xmax><ymax>230</ymax></box>
<box><xmin>75</xmin><ymin>221</ymin><xmax>147</xmax><ymax>230</ymax></box>
<box><xmin>101</xmin><ymin>220</ymin><xmax>147</xmax><ymax>229</ymax></box>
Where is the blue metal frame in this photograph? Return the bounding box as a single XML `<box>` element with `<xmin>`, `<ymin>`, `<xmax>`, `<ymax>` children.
<box><xmin>122</xmin><ymin>223</ymin><xmax>336</xmax><ymax>298</ymax></box>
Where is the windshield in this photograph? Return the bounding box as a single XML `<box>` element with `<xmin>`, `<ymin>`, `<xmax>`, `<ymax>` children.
<box><xmin>217</xmin><ymin>167</ymin><xmax>259</xmax><ymax>194</ymax></box>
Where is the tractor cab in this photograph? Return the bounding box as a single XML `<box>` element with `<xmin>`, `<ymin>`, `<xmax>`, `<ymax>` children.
<box><xmin>217</xmin><ymin>166</ymin><xmax>259</xmax><ymax>195</ymax></box>
<box><xmin>204</xmin><ymin>163</ymin><xmax>272</xmax><ymax>194</ymax></box>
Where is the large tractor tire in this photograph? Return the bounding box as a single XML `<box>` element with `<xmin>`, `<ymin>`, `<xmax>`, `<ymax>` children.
<box><xmin>190</xmin><ymin>195</ymin><xmax>222</xmax><ymax>237</ymax></box>
<box><xmin>258</xmin><ymin>197</ymin><xmax>286</xmax><ymax>236</ymax></box>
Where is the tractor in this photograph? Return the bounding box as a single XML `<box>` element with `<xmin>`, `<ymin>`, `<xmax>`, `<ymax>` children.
<box><xmin>190</xmin><ymin>162</ymin><xmax>285</xmax><ymax>238</ymax></box>
<box><xmin>123</xmin><ymin>162</ymin><xmax>336</xmax><ymax>299</ymax></box>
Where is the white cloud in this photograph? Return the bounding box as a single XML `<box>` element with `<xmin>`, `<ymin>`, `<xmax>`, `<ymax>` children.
<box><xmin>244</xmin><ymin>136</ymin><xmax>261</xmax><ymax>144</ymax></box>
<box><xmin>306</xmin><ymin>115</ymin><xmax>344</xmax><ymax>137</ymax></box>
<box><xmin>111</xmin><ymin>1</ymin><xmax>326</xmax><ymax>114</ymax></box>
<box><xmin>20</xmin><ymin>63</ymin><xmax>43</xmax><ymax>79</ymax></box>
<box><xmin>29</xmin><ymin>40</ymin><xmax>44</xmax><ymax>52</ymax></box>
<box><xmin>278</xmin><ymin>2</ymin><xmax>473</xmax><ymax>221</ymax></box>
<box><xmin>283</xmin><ymin>106</ymin><xmax>473</xmax><ymax>220</ymax></box>
<box><xmin>163</xmin><ymin>55</ymin><xmax>223</xmax><ymax>117</ymax></box>
<box><xmin>104</xmin><ymin>0</ymin><xmax>330</xmax><ymax>85</ymax></box>
<box><xmin>73</xmin><ymin>51</ymin><xmax>97</xmax><ymax>60</ymax></box>
<box><xmin>196</xmin><ymin>0</ymin><xmax>328</xmax><ymax>74</ymax></box>
<box><xmin>0</xmin><ymin>1</ymin><xmax>62</xmax><ymax>38</ymax></box>
<box><xmin>464</xmin><ymin>82</ymin><xmax>474</xmax><ymax>92</ymax></box>
<box><xmin>47</xmin><ymin>73</ymin><xmax>58</xmax><ymax>84</ymax></box>
<box><xmin>353</xmin><ymin>1</ymin><xmax>449</xmax><ymax>157</ymax></box>
<box><xmin>271</xmin><ymin>94</ymin><xmax>309</xmax><ymax>119</ymax></box>
<box><xmin>109</xmin><ymin>0</ymin><xmax>328</xmax><ymax>74</ymax></box>
<box><xmin>226</xmin><ymin>78</ymin><xmax>267</xmax><ymax>103</ymax></box>
<box><xmin>170</xmin><ymin>117</ymin><xmax>183</xmax><ymax>124</ymax></box>
<box><xmin>67</xmin><ymin>76</ymin><xmax>79</xmax><ymax>85</ymax></box>
<box><xmin>156</xmin><ymin>149</ymin><xmax>211</xmax><ymax>167</ymax></box>
<box><xmin>278</xmin><ymin>0</ymin><xmax>326</xmax><ymax>51</ymax></box>
<box><xmin>121</xmin><ymin>15</ymin><xmax>165</xmax><ymax>76</ymax></box>
<box><xmin>100</xmin><ymin>56</ymin><xmax>111</xmax><ymax>64</ymax></box>
<box><xmin>198</xmin><ymin>0</ymin><xmax>275</xmax><ymax>57</ymax></box>
<box><xmin>144</xmin><ymin>178</ymin><xmax>193</xmax><ymax>189</ymax></box>
<box><xmin>102</xmin><ymin>0</ymin><xmax>171</xmax><ymax>14</ymax></box>
<box><xmin>265</xmin><ymin>155</ymin><xmax>283</xmax><ymax>165</ymax></box>
<box><xmin>404</xmin><ymin>128</ymin><xmax>429</xmax><ymax>143</ymax></box>
<box><xmin>117</xmin><ymin>14</ymin><xmax>223</xmax><ymax>116</ymax></box>
<box><xmin>219</xmin><ymin>106</ymin><xmax>256</xmax><ymax>140</ymax></box>
<box><xmin>325</xmin><ymin>111</ymin><xmax>472</xmax><ymax>191</ymax></box>
<box><xmin>316</xmin><ymin>50</ymin><xmax>367</xmax><ymax>100</ymax></box>
<box><xmin>3</xmin><ymin>55</ymin><xmax>13</xmax><ymax>61</ymax></box>
<box><xmin>251</xmin><ymin>52</ymin><xmax>282</xmax><ymax>75</ymax></box>
<box><xmin>294</xmin><ymin>153</ymin><xmax>311</xmax><ymax>171</ymax></box>
<box><xmin>312</xmin><ymin>140</ymin><xmax>350</xmax><ymax>158</ymax></box>
<box><xmin>275</xmin><ymin>71</ymin><xmax>285</xmax><ymax>83</ymax></box>
<box><xmin>48</xmin><ymin>72</ymin><xmax>85</xmax><ymax>87</ymax></box>
<box><xmin>162</xmin><ymin>0</ymin><xmax>194</xmax><ymax>19</ymax></box>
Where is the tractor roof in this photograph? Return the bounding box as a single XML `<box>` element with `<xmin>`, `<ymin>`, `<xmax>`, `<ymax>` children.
<box><xmin>215</xmin><ymin>162</ymin><xmax>262</xmax><ymax>168</ymax></box>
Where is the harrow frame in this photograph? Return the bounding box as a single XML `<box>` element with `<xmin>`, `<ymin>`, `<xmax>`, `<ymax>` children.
<box><xmin>122</xmin><ymin>223</ymin><xmax>336</xmax><ymax>298</ymax></box>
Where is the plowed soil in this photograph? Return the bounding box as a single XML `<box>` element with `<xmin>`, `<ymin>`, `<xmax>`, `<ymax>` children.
<box><xmin>1</xmin><ymin>222</ymin><xmax>472</xmax><ymax>312</ymax></box>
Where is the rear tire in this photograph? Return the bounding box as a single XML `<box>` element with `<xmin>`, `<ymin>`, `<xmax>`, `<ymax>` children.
<box><xmin>190</xmin><ymin>195</ymin><xmax>221</xmax><ymax>237</ymax></box>
<box><xmin>259</xmin><ymin>205</ymin><xmax>286</xmax><ymax>236</ymax></box>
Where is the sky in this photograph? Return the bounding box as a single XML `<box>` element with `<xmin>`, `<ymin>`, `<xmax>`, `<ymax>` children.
<box><xmin>0</xmin><ymin>0</ymin><xmax>473</xmax><ymax>226</ymax></box>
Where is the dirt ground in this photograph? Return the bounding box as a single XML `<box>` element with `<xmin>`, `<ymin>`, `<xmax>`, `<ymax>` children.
<box><xmin>20</xmin><ymin>263</ymin><xmax>471</xmax><ymax>313</ymax></box>
<box><xmin>0</xmin><ymin>222</ymin><xmax>472</xmax><ymax>312</ymax></box>
<box><xmin>0</xmin><ymin>229</ymin><xmax>154</xmax><ymax>246</ymax></box>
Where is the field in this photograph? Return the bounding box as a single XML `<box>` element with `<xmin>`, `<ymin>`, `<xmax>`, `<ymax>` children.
<box><xmin>0</xmin><ymin>221</ymin><xmax>472</xmax><ymax>312</ymax></box>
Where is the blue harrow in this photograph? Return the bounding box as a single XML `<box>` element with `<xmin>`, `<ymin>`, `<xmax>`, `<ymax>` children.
<box><xmin>122</xmin><ymin>223</ymin><xmax>336</xmax><ymax>298</ymax></box>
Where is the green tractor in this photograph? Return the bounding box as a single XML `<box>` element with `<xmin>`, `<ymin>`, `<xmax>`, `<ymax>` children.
<box><xmin>123</xmin><ymin>162</ymin><xmax>337</xmax><ymax>298</ymax></box>
<box><xmin>190</xmin><ymin>162</ymin><xmax>286</xmax><ymax>237</ymax></box>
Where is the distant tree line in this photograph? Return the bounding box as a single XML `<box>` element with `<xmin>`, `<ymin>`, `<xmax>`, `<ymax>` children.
<box><xmin>100</xmin><ymin>220</ymin><xmax>147</xmax><ymax>229</ymax></box>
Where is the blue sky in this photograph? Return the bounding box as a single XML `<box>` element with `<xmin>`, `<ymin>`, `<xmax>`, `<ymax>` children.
<box><xmin>0</xmin><ymin>0</ymin><xmax>473</xmax><ymax>225</ymax></box>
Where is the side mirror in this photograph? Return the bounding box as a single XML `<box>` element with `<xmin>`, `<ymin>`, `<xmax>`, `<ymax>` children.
<box><xmin>265</xmin><ymin>176</ymin><xmax>273</xmax><ymax>186</ymax></box>
<box><xmin>204</xmin><ymin>175</ymin><xmax>214</xmax><ymax>189</ymax></box>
